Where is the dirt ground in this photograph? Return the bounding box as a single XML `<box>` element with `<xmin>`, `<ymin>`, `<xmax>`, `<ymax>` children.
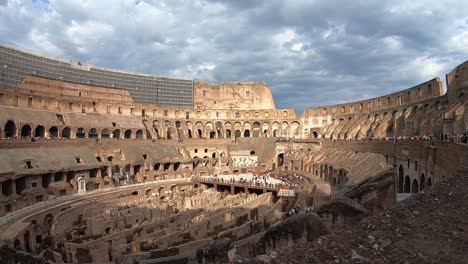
<box><xmin>252</xmin><ymin>168</ymin><xmax>468</xmax><ymax>264</ymax></box>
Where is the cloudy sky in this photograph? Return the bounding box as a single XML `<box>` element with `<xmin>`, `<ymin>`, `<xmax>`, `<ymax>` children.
<box><xmin>1</xmin><ymin>0</ymin><xmax>467</xmax><ymax>113</ymax></box>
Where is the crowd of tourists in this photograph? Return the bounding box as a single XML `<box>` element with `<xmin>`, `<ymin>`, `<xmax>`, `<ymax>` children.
<box><xmin>322</xmin><ymin>132</ymin><xmax>468</xmax><ymax>144</ymax></box>
<box><xmin>283</xmin><ymin>203</ymin><xmax>316</xmax><ymax>219</ymax></box>
<box><xmin>193</xmin><ymin>172</ymin><xmax>306</xmax><ymax>190</ymax></box>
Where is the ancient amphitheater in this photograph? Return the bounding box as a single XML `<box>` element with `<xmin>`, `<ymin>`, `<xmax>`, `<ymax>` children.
<box><xmin>0</xmin><ymin>44</ymin><xmax>466</xmax><ymax>264</ymax></box>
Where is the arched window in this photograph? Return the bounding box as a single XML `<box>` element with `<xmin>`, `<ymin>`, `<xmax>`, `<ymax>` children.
<box><xmin>244</xmin><ymin>129</ymin><xmax>250</xmax><ymax>137</ymax></box>
<box><xmin>4</xmin><ymin>120</ymin><xmax>16</xmax><ymax>138</ymax></box>
<box><xmin>49</xmin><ymin>126</ymin><xmax>58</xmax><ymax>138</ymax></box>
<box><xmin>88</xmin><ymin>128</ymin><xmax>98</xmax><ymax>138</ymax></box>
<box><xmin>412</xmin><ymin>179</ymin><xmax>419</xmax><ymax>194</ymax></box>
<box><xmin>112</xmin><ymin>129</ymin><xmax>120</xmax><ymax>139</ymax></box>
<box><xmin>101</xmin><ymin>128</ymin><xmax>110</xmax><ymax>138</ymax></box>
<box><xmin>76</xmin><ymin>128</ymin><xmax>86</xmax><ymax>138</ymax></box>
<box><xmin>136</xmin><ymin>129</ymin><xmax>143</xmax><ymax>139</ymax></box>
<box><xmin>398</xmin><ymin>165</ymin><xmax>404</xmax><ymax>193</ymax></box>
<box><xmin>35</xmin><ymin>125</ymin><xmax>45</xmax><ymax>137</ymax></box>
<box><xmin>21</xmin><ymin>125</ymin><xmax>32</xmax><ymax>138</ymax></box>
<box><xmin>420</xmin><ymin>173</ymin><xmax>426</xmax><ymax>190</ymax></box>
<box><xmin>404</xmin><ymin>176</ymin><xmax>411</xmax><ymax>193</ymax></box>
<box><xmin>209</xmin><ymin>131</ymin><xmax>216</xmax><ymax>138</ymax></box>
<box><xmin>62</xmin><ymin>127</ymin><xmax>71</xmax><ymax>138</ymax></box>
<box><xmin>124</xmin><ymin>129</ymin><xmax>132</xmax><ymax>139</ymax></box>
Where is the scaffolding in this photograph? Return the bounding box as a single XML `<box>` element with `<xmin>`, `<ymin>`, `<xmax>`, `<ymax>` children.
<box><xmin>0</xmin><ymin>44</ymin><xmax>194</xmax><ymax>108</ymax></box>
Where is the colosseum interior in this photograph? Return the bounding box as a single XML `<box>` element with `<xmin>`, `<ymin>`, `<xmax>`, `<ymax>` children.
<box><xmin>0</xmin><ymin>44</ymin><xmax>467</xmax><ymax>264</ymax></box>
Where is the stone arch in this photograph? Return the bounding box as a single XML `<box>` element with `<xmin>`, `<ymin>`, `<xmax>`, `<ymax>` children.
<box><xmin>44</xmin><ymin>213</ymin><xmax>54</xmax><ymax>226</ymax></box>
<box><xmin>412</xmin><ymin>179</ymin><xmax>419</xmax><ymax>194</ymax></box>
<box><xmin>76</xmin><ymin>128</ymin><xmax>86</xmax><ymax>138</ymax></box>
<box><xmin>226</xmin><ymin>129</ymin><xmax>231</xmax><ymax>138</ymax></box>
<box><xmin>88</xmin><ymin>128</ymin><xmax>98</xmax><ymax>138</ymax></box>
<box><xmin>136</xmin><ymin>129</ymin><xmax>144</xmax><ymax>139</ymax></box>
<box><xmin>24</xmin><ymin>231</ymin><xmax>32</xmax><ymax>253</ymax></box>
<box><xmin>277</xmin><ymin>153</ymin><xmax>284</xmax><ymax>167</ymax></box>
<box><xmin>113</xmin><ymin>129</ymin><xmax>120</xmax><ymax>139</ymax></box>
<box><xmin>398</xmin><ymin>165</ymin><xmax>404</xmax><ymax>193</ymax></box>
<box><xmin>145</xmin><ymin>188</ymin><xmax>153</xmax><ymax>197</ymax></box>
<box><xmin>404</xmin><ymin>175</ymin><xmax>411</xmax><ymax>193</ymax></box>
<box><xmin>262</xmin><ymin>122</ymin><xmax>270</xmax><ymax>137</ymax></box>
<box><xmin>14</xmin><ymin>239</ymin><xmax>21</xmax><ymax>250</ymax></box>
<box><xmin>420</xmin><ymin>173</ymin><xmax>426</xmax><ymax>191</ymax></box>
<box><xmin>21</xmin><ymin>124</ymin><xmax>32</xmax><ymax>138</ymax></box>
<box><xmin>62</xmin><ymin>127</ymin><xmax>71</xmax><ymax>138</ymax></box>
<box><xmin>253</xmin><ymin>122</ymin><xmax>261</xmax><ymax>137</ymax></box>
<box><xmin>244</xmin><ymin>129</ymin><xmax>251</xmax><ymax>137</ymax></box>
<box><xmin>4</xmin><ymin>120</ymin><xmax>16</xmax><ymax>138</ymax></box>
<box><xmin>49</xmin><ymin>126</ymin><xmax>58</xmax><ymax>138</ymax></box>
<box><xmin>215</xmin><ymin>121</ymin><xmax>223</xmax><ymax>138</ymax></box>
<box><xmin>209</xmin><ymin>131</ymin><xmax>216</xmax><ymax>138</ymax></box>
<box><xmin>427</xmin><ymin>177</ymin><xmax>432</xmax><ymax>186</ymax></box>
<box><xmin>35</xmin><ymin>125</ymin><xmax>45</xmax><ymax>137</ymax></box>
<box><xmin>124</xmin><ymin>129</ymin><xmax>132</xmax><ymax>139</ymax></box>
<box><xmin>158</xmin><ymin>186</ymin><xmax>164</xmax><ymax>194</ymax></box>
<box><xmin>101</xmin><ymin>128</ymin><xmax>110</xmax><ymax>138</ymax></box>
<box><xmin>289</xmin><ymin>121</ymin><xmax>300</xmax><ymax>138</ymax></box>
<box><xmin>235</xmin><ymin>129</ymin><xmax>241</xmax><ymax>138</ymax></box>
<box><xmin>312</xmin><ymin>131</ymin><xmax>319</xmax><ymax>138</ymax></box>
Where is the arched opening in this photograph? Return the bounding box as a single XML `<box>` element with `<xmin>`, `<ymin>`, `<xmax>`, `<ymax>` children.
<box><xmin>4</xmin><ymin>120</ymin><xmax>16</xmax><ymax>138</ymax></box>
<box><xmin>14</xmin><ymin>239</ymin><xmax>21</xmax><ymax>250</ymax></box>
<box><xmin>44</xmin><ymin>214</ymin><xmax>54</xmax><ymax>226</ymax></box>
<box><xmin>404</xmin><ymin>176</ymin><xmax>411</xmax><ymax>193</ymax></box>
<box><xmin>24</xmin><ymin>231</ymin><xmax>31</xmax><ymax>253</ymax></box>
<box><xmin>113</xmin><ymin>129</ymin><xmax>120</xmax><ymax>139</ymax></box>
<box><xmin>427</xmin><ymin>177</ymin><xmax>432</xmax><ymax>186</ymax></box>
<box><xmin>226</xmin><ymin>129</ymin><xmax>231</xmax><ymax>138</ymax></box>
<box><xmin>49</xmin><ymin>126</ymin><xmax>58</xmax><ymax>138</ymax></box>
<box><xmin>244</xmin><ymin>129</ymin><xmax>251</xmax><ymax>137</ymax></box>
<box><xmin>273</xmin><ymin>129</ymin><xmax>278</xmax><ymax>137</ymax></box>
<box><xmin>35</xmin><ymin>125</ymin><xmax>45</xmax><ymax>137</ymax></box>
<box><xmin>174</xmin><ymin>162</ymin><xmax>181</xmax><ymax>171</ymax></box>
<box><xmin>154</xmin><ymin>163</ymin><xmax>161</xmax><ymax>171</ymax></box>
<box><xmin>312</xmin><ymin>131</ymin><xmax>318</xmax><ymax>138</ymax></box>
<box><xmin>88</xmin><ymin>128</ymin><xmax>98</xmax><ymax>138</ymax></box>
<box><xmin>124</xmin><ymin>129</ymin><xmax>132</xmax><ymax>139</ymax></box>
<box><xmin>76</xmin><ymin>128</ymin><xmax>86</xmax><ymax>138</ymax></box>
<box><xmin>171</xmin><ymin>185</ymin><xmax>177</xmax><ymax>193</ymax></box>
<box><xmin>158</xmin><ymin>187</ymin><xmax>164</xmax><ymax>194</ymax></box>
<box><xmin>398</xmin><ymin>165</ymin><xmax>404</xmax><ymax>192</ymax></box>
<box><xmin>235</xmin><ymin>130</ymin><xmax>241</xmax><ymax>138</ymax></box>
<box><xmin>209</xmin><ymin>131</ymin><xmax>216</xmax><ymax>138</ymax></box>
<box><xmin>277</xmin><ymin>153</ymin><xmax>284</xmax><ymax>167</ymax></box>
<box><xmin>188</xmin><ymin>129</ymin><xmax>193</xmax><ymax>138</ymax></box>
<box><xmin>197</xmin><ymin>129</ymin><xmax>203</xmax><ymax>138</ymax></box>
<box><xmin>420</xmin><ymin>173</ymin><xmax>426</xmax><ymax>191</ymax></box>
<box><xmin>21</xmin><ymin>125</ymin><xmax>32</xmax><ymax>138</ymax></box>
<box><xmin>145</xmin><ymin>189</ymin><xmax>153</xmax><ymax>197</ymax></box>
<box><xmin>136</xmin><ymin>129</ymin><xmax>143</xmax><ymax>139</ymax></box>
<box><xmin>412</xmin><ymin>179</ymin><xmax>419</xmax><ymax>194</ymax></box>
<box><xmin>101</xmin><ymin>128</ymin><xmax>110</xmax><ymax>138</ymax></box>
<box><xmin>62</xmin><ymin>127</ymin><xmax>71</xmax><ymax>138</ymax></box>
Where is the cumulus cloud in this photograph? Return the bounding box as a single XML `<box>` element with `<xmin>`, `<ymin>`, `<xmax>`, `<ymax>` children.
<box><xmin>0</xmin><ymin>0</ymin><xmax>467</xmax><ymax>113</ymax></box>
